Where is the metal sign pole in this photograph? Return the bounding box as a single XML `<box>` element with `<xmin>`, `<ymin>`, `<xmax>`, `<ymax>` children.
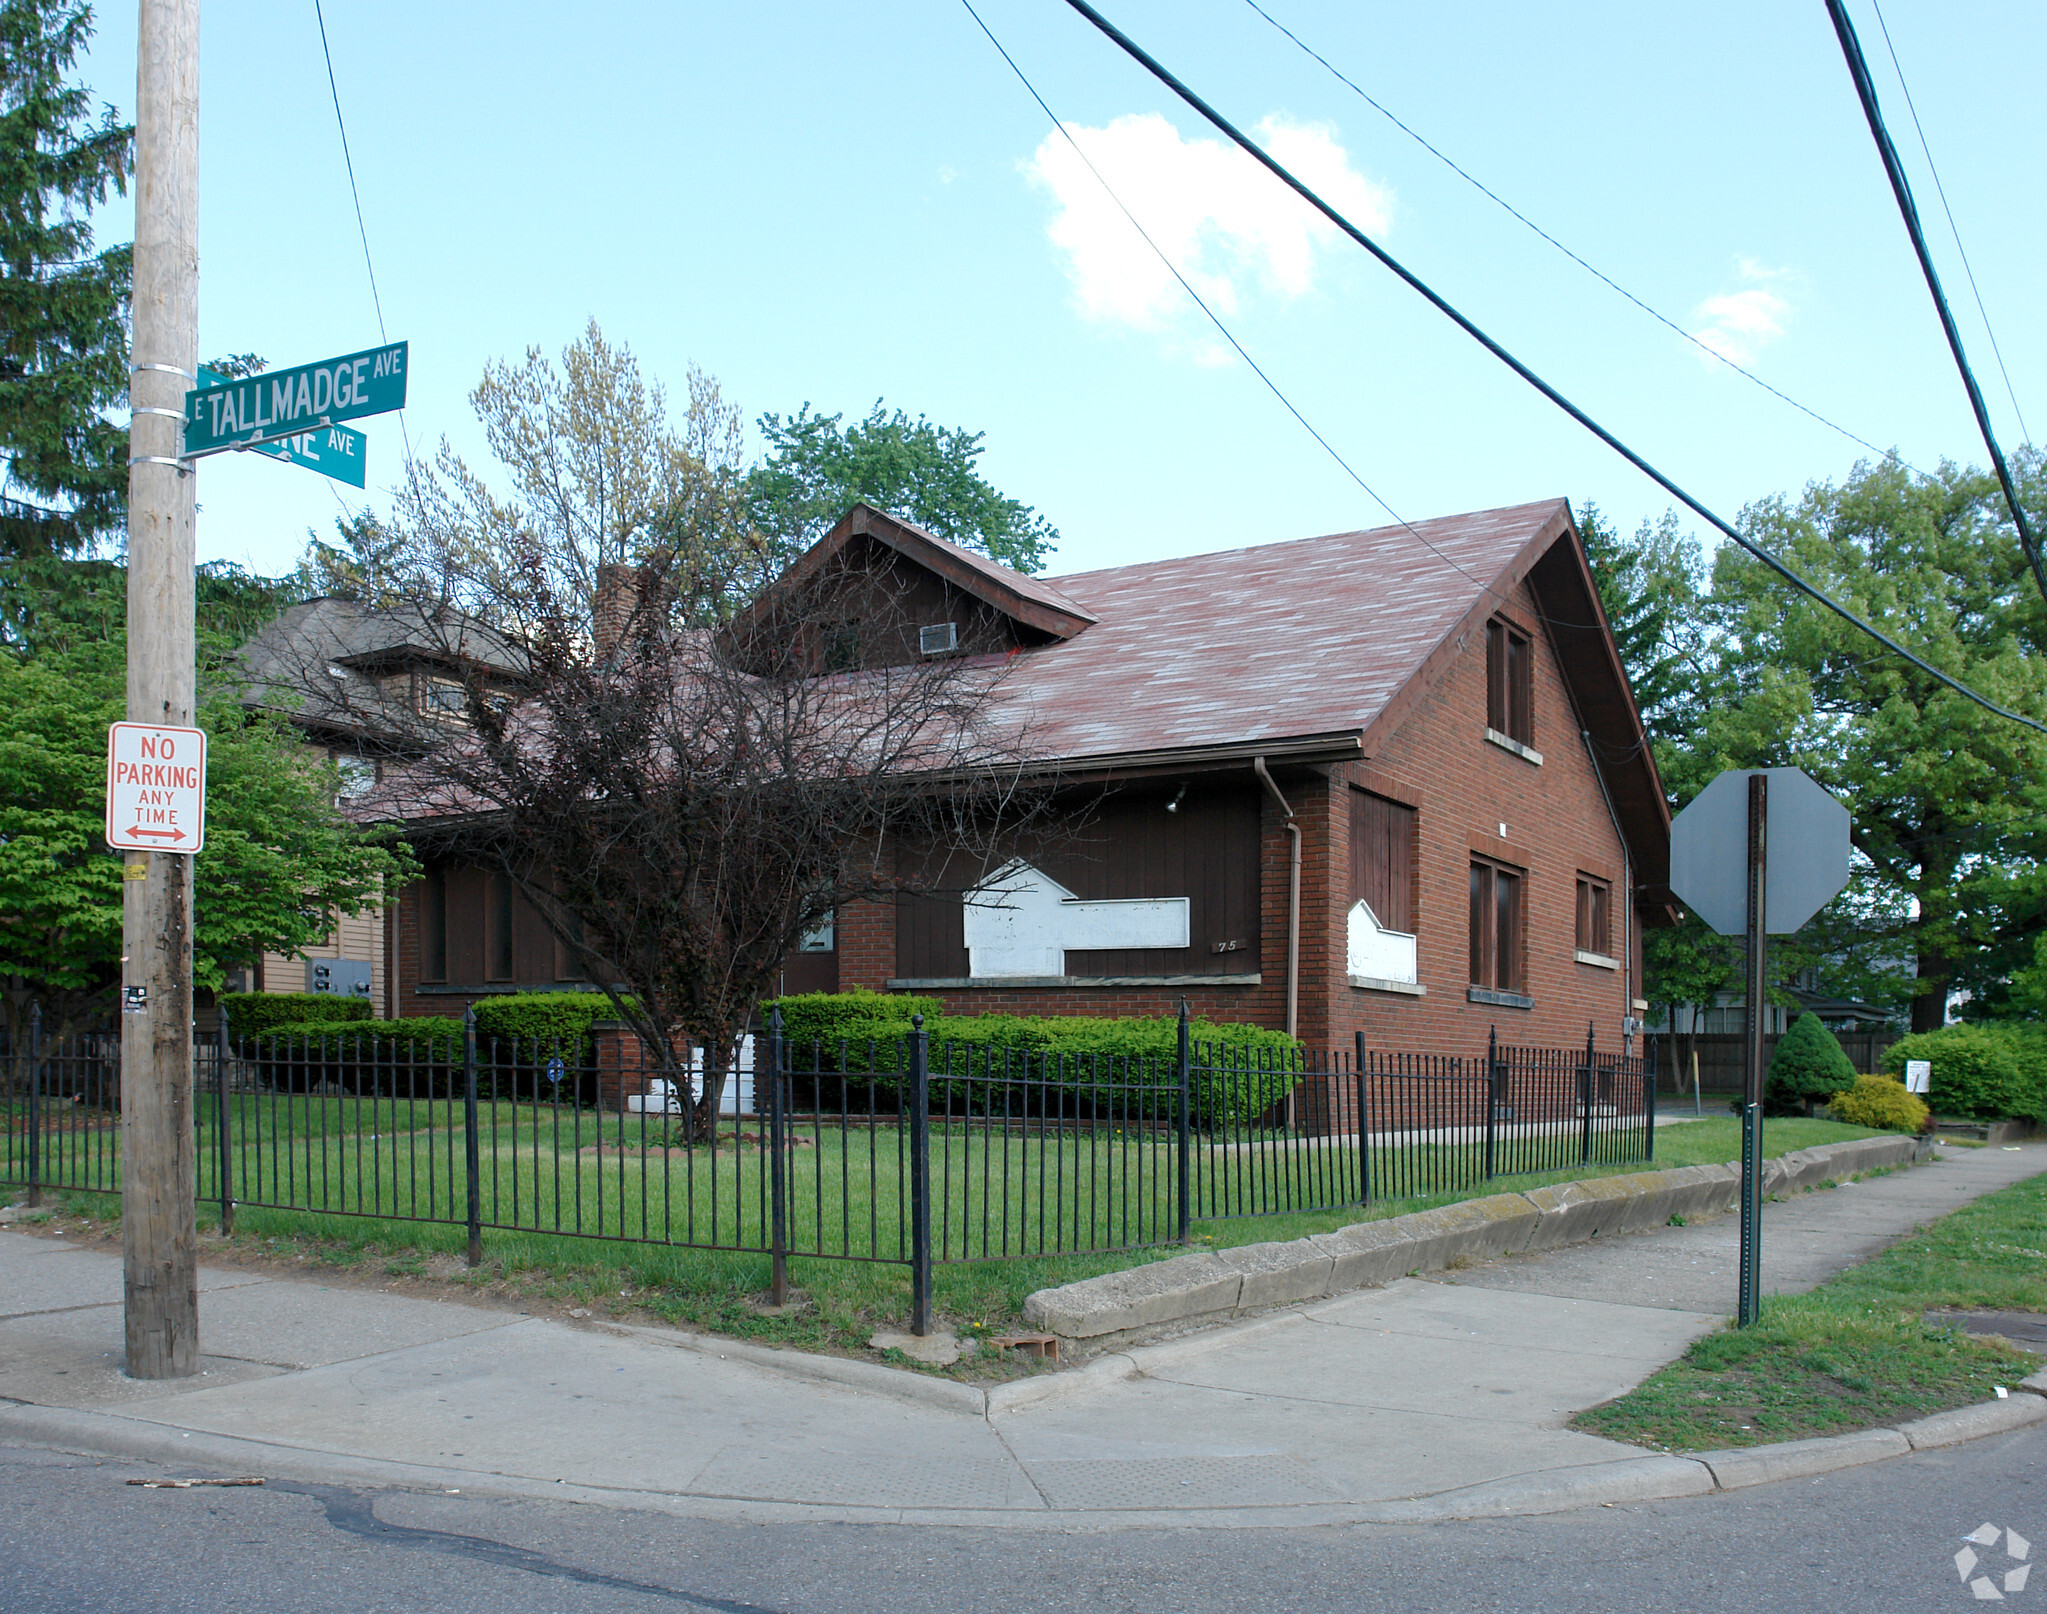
<box><xmin>1737</xmin><ymin>773</ymin><xmax>1768</xmax><ymax>1327</ymax></box>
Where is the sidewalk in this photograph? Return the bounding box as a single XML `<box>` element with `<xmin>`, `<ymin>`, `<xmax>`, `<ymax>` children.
<box><xmin>3</xmin><ymin>1142</ymin><xmax>2042</xmax><ymax>1529</ymax></box>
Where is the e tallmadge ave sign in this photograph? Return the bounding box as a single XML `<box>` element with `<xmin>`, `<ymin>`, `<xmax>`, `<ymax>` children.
<box><xmin>105</xmin><ymin>723</ymin><xmax>207</xmax><ymax>853</ymax></box>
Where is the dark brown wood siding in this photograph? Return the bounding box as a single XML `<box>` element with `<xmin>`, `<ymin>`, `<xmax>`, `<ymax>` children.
<box><xmin>1349</xmin><ymin>788</ymin><xmax>1415</xmax><ymax>932</ymax></box>
<box><xmin>895</xmin><ymin>783</ymin><xmax>1262</xmax><ymax>978</ymax></box>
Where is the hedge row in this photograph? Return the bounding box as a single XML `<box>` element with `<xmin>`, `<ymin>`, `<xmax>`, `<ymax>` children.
<box><xmin>225</xmin><ymin>992</ymin><xmax>627</xmax><ymax>1065</ymax></box>
<box><xmin>763</xmin><ymin>989</ymin><xmax>1304</xmax><ymax>1125</ymax></box>
<box><xmin>219</xmin><ymin>992</ymin><xmax>372</xmax><ymax>1040</ymax></box>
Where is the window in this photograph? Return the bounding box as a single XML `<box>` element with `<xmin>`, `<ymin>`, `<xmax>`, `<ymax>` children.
<box><xmin>553</xmin><ymin>903</ymin><xmax>587</xmax><ymax>982</ymax></box>
<box><xmin>1485</xmin><ymin>619</ymin><xmax>1533</xmax><ymax>745</ymax></box>
<box><xmin>1468</xmin><ymin>859</ymin><xmax>1523</xmax><ymax>994</ymax></box>
<box><xmin>417</xmin><ymin>676</ymin><xmax>467</xmax><ymax>721</ymax></box>
<box><xmin>421</xmin><ymin>866</ymin><xmax>448</xmax><ymax>983</ymax></box>
<box><xmin>1350</xmin><ymin>790</ymin><xmax>1415</xmax><ymax>933</ymax></box>
<box><xmin>486</xmin><ymin>870</ymin><xmax>515</xmax><ymax>982</ymax></box>
<box><xmin>1576</xmin><ymin>875</ymin><xmax>1613</xmax><ymax>958</ymax></box>
<box><xmin>333</xmin><ymin>755</ymin><xmax>377</xmax><ymax>802</ymax></box>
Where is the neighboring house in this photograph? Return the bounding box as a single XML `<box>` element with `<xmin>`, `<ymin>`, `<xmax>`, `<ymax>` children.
<box><xmin>231</xmin><ymin>596</ymin><xmax>527</xmax><ymax>1015</ymax></box>
<box><xmin>386</xmin><ymin>499</ymin><xmax>1674</xmax><ymax>1067</ymax></box>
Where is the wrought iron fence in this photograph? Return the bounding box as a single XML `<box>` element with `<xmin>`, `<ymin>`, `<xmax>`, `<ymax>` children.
<box><xmin>3</xmin><ymin>1004</ymin><xmax>1654</xmax><ymax>1333</ymax></box>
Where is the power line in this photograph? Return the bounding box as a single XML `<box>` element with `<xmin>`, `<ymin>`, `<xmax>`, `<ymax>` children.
<box><xmin>1868</xmin><ymin>0</ymin><xmax>2032</xmax><ymax>445</ymax></box>
<box><xmin>312</xmin><ymin>0</ymin><xmax>413</xmax><ymax>466</ymax></box>
<box><xmin>1822</xmin><ymin>0</ymin><xmax>2047</xmax><ymax>609</ymax></box>
<box><xmin>1238</xmin><ymin>0</ymin><xmax>1913</xmax><ymax>475</ymax></box>
<box><xmin>953</xmin><ymin>0</ymin><xmax>1499</xmax><ymax>607</ymax></box>
<box><xmin>1050</xmin><ymin>0</ymin><xmax>2047</xmax><ymax>737</ymax></box>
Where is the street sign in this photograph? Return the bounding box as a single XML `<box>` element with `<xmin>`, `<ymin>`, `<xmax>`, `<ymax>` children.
<box><xmin>183</xmin><ymin>341</ymin><xmax>406</xmax><ymax>457</ymax></box>
<box><xmin>249</xmin><ymin>423</ymin><xmax>367</xmax><ymax>487</ymax></box>
<box><xmin>196</xmin><ymin>367</ymin><xmax>367</xmax><ymax>485</ymax></box>
<box><xmin>1669</xmin><ymin>767</ymin><xmax>1850</xmax><ymax>935</ymax></box>
<box><xmin>105</xmin><ymin>722</ymin><xmax>207</xmax><ymax>853</ymax></box>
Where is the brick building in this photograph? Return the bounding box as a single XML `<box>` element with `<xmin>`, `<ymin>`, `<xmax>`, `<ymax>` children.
<box><xmin>385</xmin><ymin>499</ymin><xmax>1672</xmax><ymax>1061</ymax></box>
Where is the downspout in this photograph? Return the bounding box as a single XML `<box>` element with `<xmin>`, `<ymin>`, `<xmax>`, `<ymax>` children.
<box><xmin>1253</xmin><ymin>756</ymin><xmax>1300</xmax><ymax>1040</ymax></box>
<box><xmin>1579</xmin><ymin>727</ymin><xmax>1633</xmax><ymax>1052</ymax></box>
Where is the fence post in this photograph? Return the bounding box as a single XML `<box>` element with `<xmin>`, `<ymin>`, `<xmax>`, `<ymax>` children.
<box><xmin>26</xmin><ymin>1002</ymin><xmax>42</xmax><ymax>1209</ymax></box>
<box><xmin>1644</xmin><ymin>1032</ymin><xmax>1657</xmax><ymax>1162</ymax></box>
<box><xmin>1580</xmin><ymin>1021</ymin><xmax>1595</xmax><ymax>1165</ymax></box>
<box><xmin>768</xmin><ymin>1007</ymin><xmax>789</xmax><ymax>1307</ymax></box>
<box><xmin>463</xmin><ymin>1006</ymin><xmax>482</xmax><ymax>1268</ymax></box>
<box><xmin>907</xmin><ymin>1014</ymin><xmax>932</xmax><ymax>1337</ymax></box>
<box><xmin>1175</xmin><ymin>998</ymin><xmax>1192</xmax><ymax>1243</ymax></box>
<box><xmin>1483</xmin><ymin>1025</ymin><xmax>1498</xmax><ymax>1182</ymax></box>
<box><xmin>216</xmin><ymin>1004</ymin><xmax>235</xmax><ymax>1234</ymax></box>
<box><xmin>1354</xmin><ymin>1030</ymin><xmax>1369</xmax><ymax>1205</ymax></box>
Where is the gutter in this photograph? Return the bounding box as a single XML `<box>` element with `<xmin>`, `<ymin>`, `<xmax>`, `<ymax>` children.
<box><xmin>1253</xmin><ymin>756</ymin><xmax>1300</xmax><ymax>1040</ymax></box>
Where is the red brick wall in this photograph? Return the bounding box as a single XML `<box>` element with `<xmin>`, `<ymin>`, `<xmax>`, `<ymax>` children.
<box><xmin>1318</xmin><ymin>576</ymin><xmax>1634</xmax><ymax>1061</ymax></box>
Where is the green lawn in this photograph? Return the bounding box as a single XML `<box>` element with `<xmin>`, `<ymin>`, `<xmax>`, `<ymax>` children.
<box><xmin>1574</xmin><ymin>1167</ymin><xmax>2047</xmax><ymax>1450</ymax></box>
<box><xmin>6</xmin><ymin>1106</ymin><xmax>1892</xmax><ymax>1371</ymax></box>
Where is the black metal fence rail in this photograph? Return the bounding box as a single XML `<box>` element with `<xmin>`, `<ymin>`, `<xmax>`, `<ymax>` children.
<box><xmin>4</xmin><ymin>1004</ymin><xmax>1655</xmax><ymax>1333</ymax></box>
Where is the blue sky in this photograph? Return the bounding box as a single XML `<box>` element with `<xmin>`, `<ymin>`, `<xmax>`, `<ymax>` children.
<box><xmin>75</xmin><ymin>0</ymin><xmax>2047</xmax><ymax>583</ymax></box>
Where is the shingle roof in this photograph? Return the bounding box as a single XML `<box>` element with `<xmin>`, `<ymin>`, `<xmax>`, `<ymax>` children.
<box><xmin>990</xmin><ymin>498</ymin><xmax>1572</xmax><ymax>764</ymax></box>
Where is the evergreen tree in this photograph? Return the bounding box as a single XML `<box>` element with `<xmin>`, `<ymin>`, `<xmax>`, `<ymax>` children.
<box><xmin>0</xmin><ymin>1</ymin><xmax>133</xmax><ymax>558</ymax></box>
<box><xmin>1765</xmin><ymin>1011</ymin><xmax>1860</xmax><ymax>1115</ymax></box>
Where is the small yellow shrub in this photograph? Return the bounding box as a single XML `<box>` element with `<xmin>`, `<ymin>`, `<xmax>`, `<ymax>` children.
<box><xmin>1827</xmin><ymin>1073</ymin><xmax>1930</xmax><ymax>1134</ymax></box>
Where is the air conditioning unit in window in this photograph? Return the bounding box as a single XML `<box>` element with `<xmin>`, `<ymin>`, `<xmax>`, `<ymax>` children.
<box><xmin>918</xmin><ymin>622</ymin><xmax>959</xmax><ymax>656</ymax></box>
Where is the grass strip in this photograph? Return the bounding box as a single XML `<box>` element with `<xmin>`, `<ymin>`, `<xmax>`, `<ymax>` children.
<box><xmin>1573</xmin><ymin>1167</ymin><xmax>2047</xmax><ymax>1452</ymax></box>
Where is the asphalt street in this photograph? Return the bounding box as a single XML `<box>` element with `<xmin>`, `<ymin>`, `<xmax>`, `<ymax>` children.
<box><xmin>5</xmin><ymin>1422</ymin><xmax>2043</xmax><ymax>1614</ymax></box>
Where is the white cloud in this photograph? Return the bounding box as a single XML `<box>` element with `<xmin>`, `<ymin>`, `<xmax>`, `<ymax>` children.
<box><xmin>1690</xmin><ymin>259</ymin><xmax>1795</xmax><ymax>366</ymax></box>
<box><xmin>1024</xmin><ymin>112</ymin><xmax>1390</xmax><ymax>354</ymax></box>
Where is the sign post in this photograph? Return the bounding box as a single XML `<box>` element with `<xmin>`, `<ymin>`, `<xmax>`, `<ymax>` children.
<box><xmin>1669</xmin><ymin>767</ymin><xmax>1850</xmax><ymax>1327</ymax></box>
<box><xmin>123</xmin><ymin>0</ymin><xmax>202</xmax><ymax>1381</ymax></box>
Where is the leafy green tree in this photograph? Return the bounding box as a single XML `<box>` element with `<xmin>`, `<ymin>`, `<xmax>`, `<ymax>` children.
<box><xmin>0</xmin><ymin>632</ymin><xmax>413</xmax><ymax>1048</ymax></box>
<box><xmin>1700</xmin><ymin>454</ymin><xmax>2047</xmax><ymax>1031</ymax></box>
<box><xmin>749</xmin><ymin>402</ymin><xmax>1058</xmax><ymax>574</ymax></box>
<box><xmin>0</xmin><ymin>0</ymin><xmax>132</xmax><ymax>558</ymax></box>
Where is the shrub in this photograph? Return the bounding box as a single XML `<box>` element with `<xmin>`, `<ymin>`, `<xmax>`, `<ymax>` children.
<box><xmin>767</xmin><ymin>989</ymin><xmax>942</xmax><ymax>1073</ymax></box>
<box><xmin>471</xmin><ymin>992</ymin><xmax>621</xmax><ymax>1065</ymax></box>
<box><xmin>246</xmin><ymin>1017</ymin><xmax>465</xmax><ymax>1094</ymax></box>
<box><xmin>1764</xmin><ymin>1013</ymin><xmax>1858</xmax><ymax>1116</ymax></box>
<box><xmin>1827</xmin><ymin>1073</ymin><xmax>1930</xmax><ymax>1133</ymax></box>
<box><xmin>219</xmin><ymin>991</ymin><xmax>368</xmax><ymax>1047</ymax></box>
<box><xmin>1883</xmin><ymin>1024</ymin><xmax>2030</xmax><ymax>1120</ymax></box>
<box><xmin>1971</xmin><ymin>1021</ymin><xmax>2047</xmax><ymax>1123</ymax></box>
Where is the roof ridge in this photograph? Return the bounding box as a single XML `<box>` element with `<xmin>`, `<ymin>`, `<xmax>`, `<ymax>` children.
<box><xmin>1044</xmin><ymin>498</ymin><xmax>1569</xmax><ymax>589</ymax></box>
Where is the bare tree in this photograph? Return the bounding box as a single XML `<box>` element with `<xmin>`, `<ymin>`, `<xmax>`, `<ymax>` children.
<box><xmin>290</xmin><ymin>326</ymin><xmax>1043</xmax><ymax>1137</ymax></box>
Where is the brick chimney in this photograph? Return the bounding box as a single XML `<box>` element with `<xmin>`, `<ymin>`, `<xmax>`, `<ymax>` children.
<box><xmin>592</xmin><ymin>563</ymin><xmax>641</xmax><ymax>661</ymax></box>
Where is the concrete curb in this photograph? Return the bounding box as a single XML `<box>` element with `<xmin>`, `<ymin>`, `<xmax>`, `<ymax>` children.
<box><xmin>1023</xmin><ymin>1135</ymin><xmax>1930</xmax><ymax>1341</ymax></box>
<box><xmin>1355</xmin><ymin>1454</ymin><xmax>1716</xmax><ymax>1522</ymax></box>
<box><xmin>1692</xmin><ymin>1428</ymin><xmax>1910</xmax><ymax>1489</ymax></box>
<box><xmin>5</xmin><ymin>1382</ymin><xmax>2038</xmax><ymax>1530</ymax></box>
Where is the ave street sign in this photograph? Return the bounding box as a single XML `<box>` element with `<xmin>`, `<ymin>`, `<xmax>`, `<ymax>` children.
<box><xmin>184</xmin><ymin>341</ymin><xmax>406</xmax><ymax>457</ymax></box>
<box><xmin>105</xmin><ymin>723</ymin><xmax>207</xmax><ymax>853</ymax></box>
<box><xmin>1669</xmin><ymin>767</ymin><xmax>1850</xmax><ymax>935</ymax></box>
<box><xmin>197</xmin><ymin>368</ymin><xmax>366</xmax><ymax>486</ymax></box>
<box><xmin>248</xmin><ymin>423</ymin><xmax>367</xmax><ymax>487</ymax></box>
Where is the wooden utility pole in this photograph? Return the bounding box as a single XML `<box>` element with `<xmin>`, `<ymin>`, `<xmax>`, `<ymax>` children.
<box><xmin>122</xmin><ymin>0</ymin><xmax>202</xmax><ymax>1379</ymax></box>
